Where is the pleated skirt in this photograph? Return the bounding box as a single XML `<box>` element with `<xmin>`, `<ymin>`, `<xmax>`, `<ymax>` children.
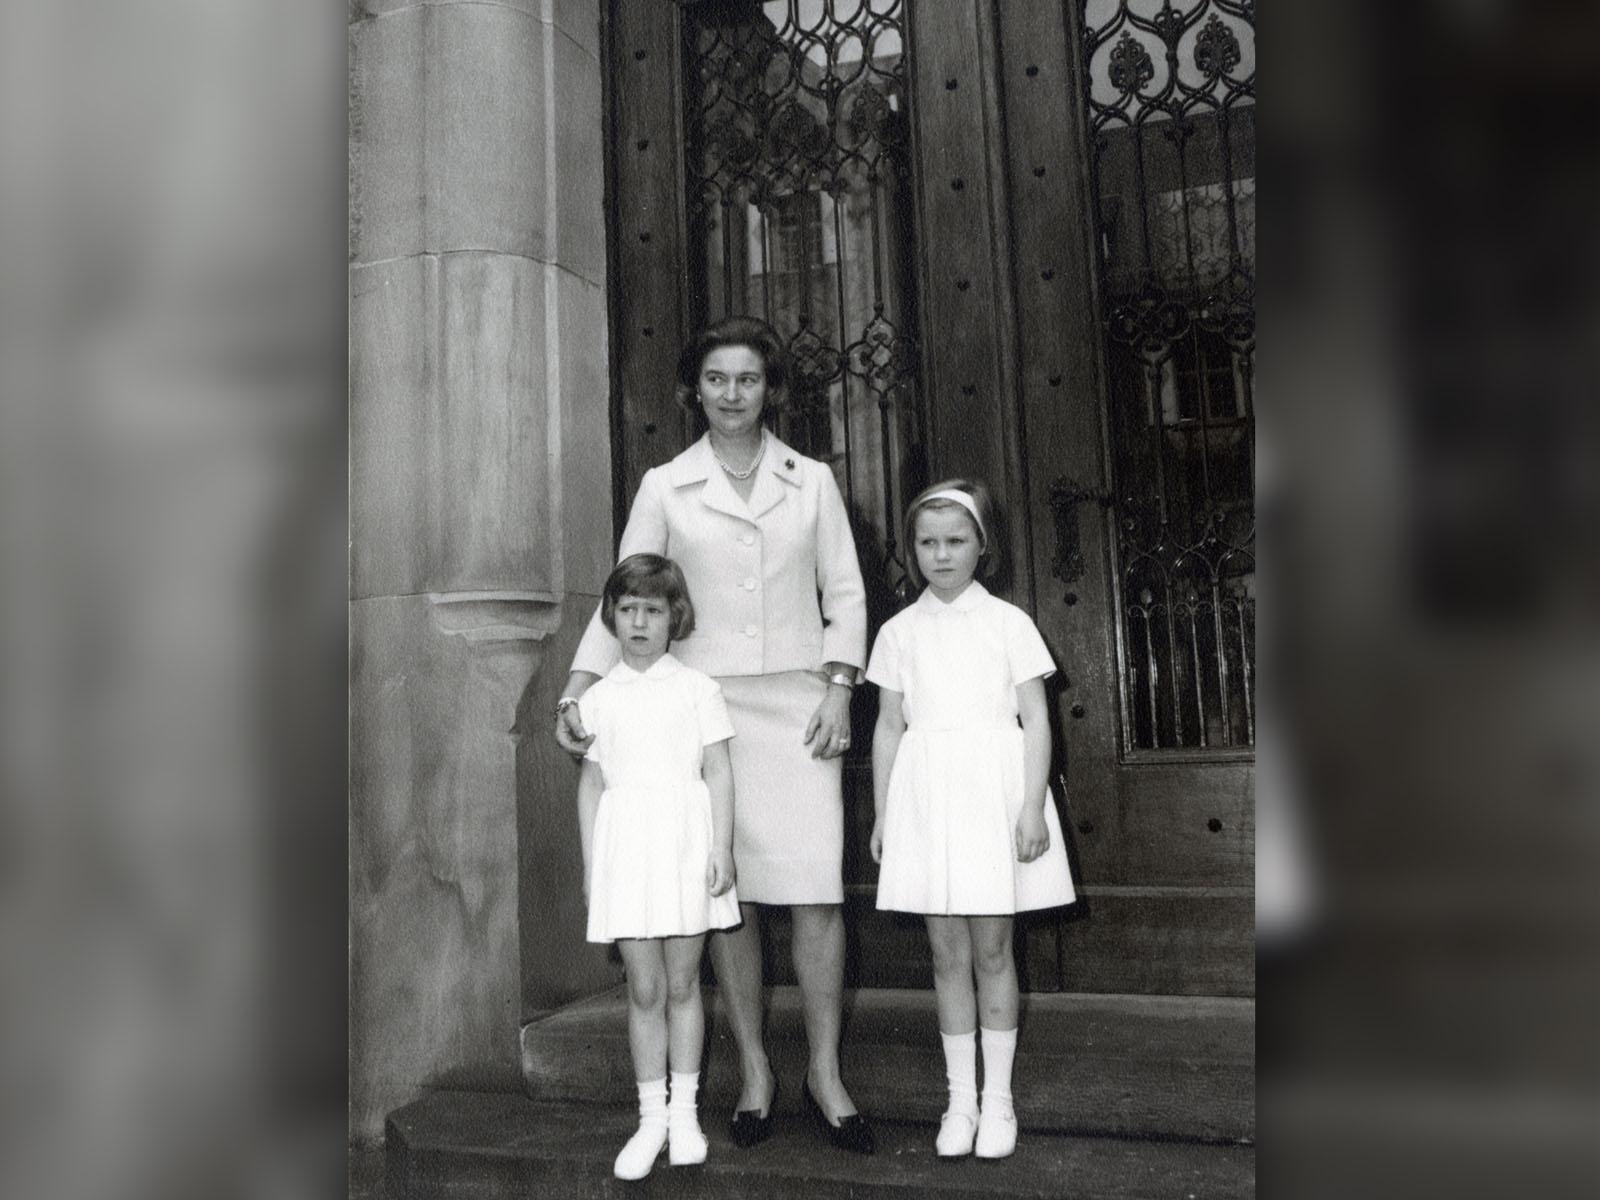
<box><xmin>876</xmin><ymin>725</ymin><xmax>1075</xmax><ymax>915</ymax></box>
<box><xmin>586</xmin><ymin>781</ymin><xmax>742</xmax><ymax>943</ymax></box>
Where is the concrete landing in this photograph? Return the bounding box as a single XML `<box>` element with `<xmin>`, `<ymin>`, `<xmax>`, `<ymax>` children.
<box><xmin>383</xmin><ymin>987</ymin><xmax>1253</xmax><ymax>1196</ymax></box>
<box><xmin>386</xmin><ymin>1089</ymin><xmax>1255</xmax><ymax>1199</ymax></box>
<box><xmin>522</xmin><ymin>986</ymin><xmax>1255</xmax><ymax>1143</ymax></box>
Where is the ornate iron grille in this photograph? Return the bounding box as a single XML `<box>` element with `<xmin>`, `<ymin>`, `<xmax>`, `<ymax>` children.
<box><xmin>1083</xmin><ymin>0</ymin><xmax>1256</xmax><ymax>751</ymax></box>
<box><xmin>681</xmin><ymin>0</ymin><xmax>923</xmax><ymax>605</ymax></box>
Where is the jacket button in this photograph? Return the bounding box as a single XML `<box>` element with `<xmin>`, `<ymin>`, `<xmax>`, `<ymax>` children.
<box><xmin>741</xmin><ymin>533</ymin><xmax>755</xmax><ymax>546</ymax></box>
<box><xmin>744</xmin><ymin>624</ymin><xmax>758</xmax><ymax>637</ymax></box>
<box><xmin>743</xmin><ymin>578</ymin><xmax>757</xmax><ymax>591</ymax></box>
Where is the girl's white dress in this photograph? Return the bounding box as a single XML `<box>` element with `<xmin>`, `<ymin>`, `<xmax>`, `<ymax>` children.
<box><xmin>866</xmin><ymin>582</ymin><xmax>1076</xmax><ymax>915</ymax></box>
<box><xmin>579</xmin><ymin>654</ymin><xmax>742</xmax><ymax>942</ymax></box>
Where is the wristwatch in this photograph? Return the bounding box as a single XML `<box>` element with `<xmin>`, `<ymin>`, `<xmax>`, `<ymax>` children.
<box><xmin>827</xmin><ymin>672</ymin><xmax>855</xmax><ymax>690</ymax></box>
<box><xmin>553</xmin><ymin>696</ymin><xmax>580</xmax><ymax>718</ymax></box>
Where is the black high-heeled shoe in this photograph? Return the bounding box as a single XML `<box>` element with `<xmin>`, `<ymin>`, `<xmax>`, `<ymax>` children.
<box><xmin>728</xmin><ymin>1079</ymin><xmax>778</xmax><ymax>1149</ymax></box>
<box><xmin>801</xmin><ymin>1081</ymin><xmax>875</xmax><ymax>1155</ymax></box>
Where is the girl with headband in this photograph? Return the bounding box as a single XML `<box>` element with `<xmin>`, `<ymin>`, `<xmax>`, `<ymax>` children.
<box><xmin>864</xmin><ymin>478</ymin><xmax>1075</xmax><ymax>1160</ymax></box>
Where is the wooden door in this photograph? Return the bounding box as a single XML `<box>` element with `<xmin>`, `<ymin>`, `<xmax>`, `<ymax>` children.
<box><xmin>605</xmin><ymin>0</ymin><xmax>1254</xmax><ymax>997</ymax></box>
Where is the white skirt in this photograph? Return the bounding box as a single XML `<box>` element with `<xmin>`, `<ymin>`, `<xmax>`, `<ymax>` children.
<box><xmin>717</xmin><ymin>671</ymin><xmax>844</xmax><ymax>905</ymax></box>
<box><xmin>586</xmin><ymin>780</ymin><xmax>742</xmax><ymax>943</ymax></box>
<box><xmin>876</xmin><ymin>725</ymin><xmax>1075</xmax><ymax>915</ymax></box>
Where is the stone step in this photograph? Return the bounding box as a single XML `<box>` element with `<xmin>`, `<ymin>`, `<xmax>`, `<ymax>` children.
<box><xmin>387</xmin><ymin>1090</ymin><xmax>1255</xmax><ymax>1200</ymax></box>
<box><xmin>756</xmin><ymin>891</ymin><xmax>1256</xmax><ymax>996</ymax></box>
<box><xmin>521</xmin><ymin>987</ymin><xmax>1254</xmax><ymax>1143</ymax></box>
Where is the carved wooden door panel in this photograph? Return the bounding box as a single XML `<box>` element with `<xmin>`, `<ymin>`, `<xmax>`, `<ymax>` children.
<box><xmin>605</xmin><ymin>0</ymin><xmax>1254</xmax><ymax>996</ymax></box>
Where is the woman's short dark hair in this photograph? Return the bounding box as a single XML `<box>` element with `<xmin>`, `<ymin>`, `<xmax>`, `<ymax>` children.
<box><xmin>902</xmin><ymin>478</ymin><xmax>1001</xmax><ymax>590</ymax></box>
<box><xmin>601</xmin><ymin>553</ymin><xmax>696</xmax><ymax>642</ymax></box>
<box><xmin>675</xmin><ymin>316</ymin><xmax>790</xmax><ymax>412</ymax></box>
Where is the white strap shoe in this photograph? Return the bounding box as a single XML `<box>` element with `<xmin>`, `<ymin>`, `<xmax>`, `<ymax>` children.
<box><xmin>612</xmin><ymin>1122</ymin><xmax>668</xmax><ymax>1180</ymax></box>
<box><xmin>935</xmin><ymin>1109</ymin><xmax>978</xmax><ymax>1157</ymax></box>
<box><xmin>668</xmin><ymin>1110</ymin><xmax>709</xmax><ymax>1166</ymax></box>
<box><xmin>974</xmin><ymin>1106</ymin><xmax>1018</xmax><ymax>1159</ymax></box>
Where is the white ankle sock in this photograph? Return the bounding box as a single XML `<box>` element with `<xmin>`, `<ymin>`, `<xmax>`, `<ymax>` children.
<box><xmin>613</xmin><ymin>1078</ymin><xmax>669</xmax><ymax>1180</ymax></box>
<box><xmin>979</xmin><ymin>1026</ymin><xmax>1018</xmax><ymax>1119</ymax></box>
<box><xmin>935</xmin><ymin>1029</ymin><xmax>979</xmax><ymax>1156</ymax></box>
<box><xmin>940</xmin><ymin>1030</ymin><xmax>979</xmax><ymax>1116</ymax></box>
<box><xmin>668</xmin><ymin>1070</ymin><xmax>707</xmax><ymax>1165</ymax></box>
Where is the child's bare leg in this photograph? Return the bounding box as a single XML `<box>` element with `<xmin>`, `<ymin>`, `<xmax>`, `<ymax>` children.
<box><xmin>663</xmin><ymin>934</ymin><xmax>707</xmax><ymax>1072</ymax></box>
<box><xmin>619</xmin><ymin>939</ymin><xmax>670</xmax><ymax>1079</ymax></box>
<box><xmin>663</xmin><ymin>934</ymin><xmax>709</xmax><ymax>1165</ymax></box>
<box><xmin>969</xmin><ymin>916</ymin><xmax>1020</xmax><ymax>1159</ymax></box>
<box><xmin>614</xmin><ymin>939</ymin><xmax>670</xmax><ymax>1179</ymax></box>
<box><xmin>925</xmin><ymin>916</ymin><xmax>979</xmax><ymax>1156</ymax></box>
<box><xmin>969</xmin><ymin>916</ymin><xmax>1017</xmax><ymax>1031</ymax></box>
<box><xmin>925</xmin><ymin>915</ymin><xmax>976</xmax><ymax>1033</ymax></box>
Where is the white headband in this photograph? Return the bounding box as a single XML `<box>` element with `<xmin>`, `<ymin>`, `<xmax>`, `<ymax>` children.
<box><xmin>919</xmin><ymin>488</ymin><xmax>986</xmax><ymax>547</ymax></box>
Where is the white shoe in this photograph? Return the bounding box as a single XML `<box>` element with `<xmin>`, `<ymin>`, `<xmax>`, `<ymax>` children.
<box><xmin>935</xmin><ymin>1109</ymin><xmax>978</xmax><ymax>1157</ymax></box>
<box><xmin>974</xmin><ymin>1106</ymin><xmax>1018</xmax><ymax>1159</ymax></box>
<box><xmin>613</xmin><ymin>1123</ymin><xmax>668</xmax><ymax>1180</ymax></box>
<box><xmin>668</xmin><ymin>1112</ymin><xmax>708</xmax><ymax>1166</ymax></box>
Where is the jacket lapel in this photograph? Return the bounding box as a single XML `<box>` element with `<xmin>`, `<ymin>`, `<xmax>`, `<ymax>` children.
<box><xmin>667</xmin><ymin>436</ymin><xmax>749</xmax><ymax>522</ymax></box>
<box><xmin>747</xmin><ymin>434</ymin><xmax>803</xmax><ymax>520</ymax></box>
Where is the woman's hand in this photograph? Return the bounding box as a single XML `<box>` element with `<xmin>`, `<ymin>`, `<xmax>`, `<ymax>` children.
<box><xmin>803</xmin><ymin>684</ymin><xmax>854</xmax><ymax>759</ymax></box>
<box><xmin>1015</xmin><ymin>808</ymin><xmax>1049</xmax><ymax>863</ymax></box>
<box><xmin>707</xmin><ymin>847</ymin><xmax>736</xmax><ymax>897</ymax></box>
<box><xmin>554</xmin><ymin>703</ymin><xmax>595</xmax><ymax>758</ymax></box>
<box><xmin>869</xmin><ymin>819</ymin><xmax>885</xmax><ymax>864</ymax></box>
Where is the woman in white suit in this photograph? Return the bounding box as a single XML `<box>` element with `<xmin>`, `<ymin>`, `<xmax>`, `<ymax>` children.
<box><xmin>554</xmin><ymin>317</ymin><xmax>874</xmax><ymax>1154</ymax></box>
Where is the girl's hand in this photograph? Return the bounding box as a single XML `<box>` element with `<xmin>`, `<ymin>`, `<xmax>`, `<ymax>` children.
<box><xmin>803</xmin><ymin>685</ymin><xmax>853</xmax><ymax>759</ymax></box>
<box><xmin>869</xmin><ymin>820</ymin><xmax>885</xmax><ymax>864</ymax></box>
<box><xmin>1015</xmin><ymin>808</ymin><xmax>1049</xmax><ymax>863</ymax></box>
<box><xmin>707</xmin><ymin>848</ymin><xmax>736</xmax><ymax>897</ymax></box>
<box><xmin>554</xmin><ymin>704</ymin><xmax>595</xmax><ymax>758</ymax></box>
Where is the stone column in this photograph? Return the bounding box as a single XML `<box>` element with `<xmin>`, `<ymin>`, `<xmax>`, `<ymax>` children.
<box><xmin>348</xmin><ymin>0</ymin><xmax>615</xmax><ymax>1143</ymax></box>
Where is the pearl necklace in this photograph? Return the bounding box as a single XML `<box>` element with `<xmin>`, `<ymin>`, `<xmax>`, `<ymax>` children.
<box><xmin>714</xmin><ymin>435</ymin><xmax>765</xmax><ymax>480</ymax></box>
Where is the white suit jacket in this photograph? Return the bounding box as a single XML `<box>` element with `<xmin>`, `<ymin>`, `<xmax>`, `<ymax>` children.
<box><xmin>571</xmin><ymin>433</ymin><xmax>867</xmax><ymax>679</ymax></box>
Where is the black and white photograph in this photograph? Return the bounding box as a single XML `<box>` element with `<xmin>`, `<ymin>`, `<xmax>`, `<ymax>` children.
<box><xmin>348</xmin><ymin>2</ymin><xmax>1257</xmax><ymax>1195</ymax></box>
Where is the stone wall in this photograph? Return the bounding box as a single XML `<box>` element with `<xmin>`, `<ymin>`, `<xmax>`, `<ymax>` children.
<box><xmin>348</xmin><ymin>0</ymin><xmax>618</xmax><ymax>1144</ymax></box>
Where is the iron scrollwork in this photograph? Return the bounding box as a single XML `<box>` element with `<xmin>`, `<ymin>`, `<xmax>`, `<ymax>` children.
<box><xmin>1083</xmin><ymin>0</ymin><xmax>1256</xmax><ymax>751</ymax></box>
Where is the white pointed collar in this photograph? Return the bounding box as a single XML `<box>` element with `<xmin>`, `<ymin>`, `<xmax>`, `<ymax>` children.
<box><xmin>914</xmin><ymin>580</ymin><xmax>989</xmax><ymax>614</ymax></box>
<box><xmin>606</xmin><ymin>652</ymin><xmax>684</xmax><ymax>683</ymax></box>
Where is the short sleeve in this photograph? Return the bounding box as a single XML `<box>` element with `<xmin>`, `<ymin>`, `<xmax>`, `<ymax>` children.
<box><xmin>1004</xmin><ymin>607</ymin><xmax>1057</xmax><ymax>684</ymax></box>
<box><xmin>697</xmin><ymin>678</ymin><xmax>736</xmax><ymax>746</ymax></box>
<box><xmin>577</xmin><ymin>691</ymin><xmax>603</xmax><ymax>763</ymax></box>
<box><xmin>863</xmin><ymin>620</ymin><xmax>903</xmax><ymax>692</ymax></box>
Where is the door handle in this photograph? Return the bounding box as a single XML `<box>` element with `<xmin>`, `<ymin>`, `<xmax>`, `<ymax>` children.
<box><xmin>1047</xmin><ymin>476</ymin><xmax>1113</xmax><ymax>596</ymax></box>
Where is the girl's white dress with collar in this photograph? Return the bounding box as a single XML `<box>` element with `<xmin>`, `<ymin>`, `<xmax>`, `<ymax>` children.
<box><xmin>578</xmin><ymin>653</ymin><xmax>742</xmax><ymax>942</ymax></box>
<box><xmin>866</xmin><ymin>583</ymin><xmax>1076</xmax><ymax>915</ymax></box>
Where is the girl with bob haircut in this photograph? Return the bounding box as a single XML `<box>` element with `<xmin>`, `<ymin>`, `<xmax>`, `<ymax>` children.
<box><xmin>601</xmin><ymin>553</ymin><xmax>696</xmax><ymax>642</ymax></box>
<box><xmin>574</xmin><ymin>552</ymin><xmax>740</xmax><ymax>1180</ymax></box>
